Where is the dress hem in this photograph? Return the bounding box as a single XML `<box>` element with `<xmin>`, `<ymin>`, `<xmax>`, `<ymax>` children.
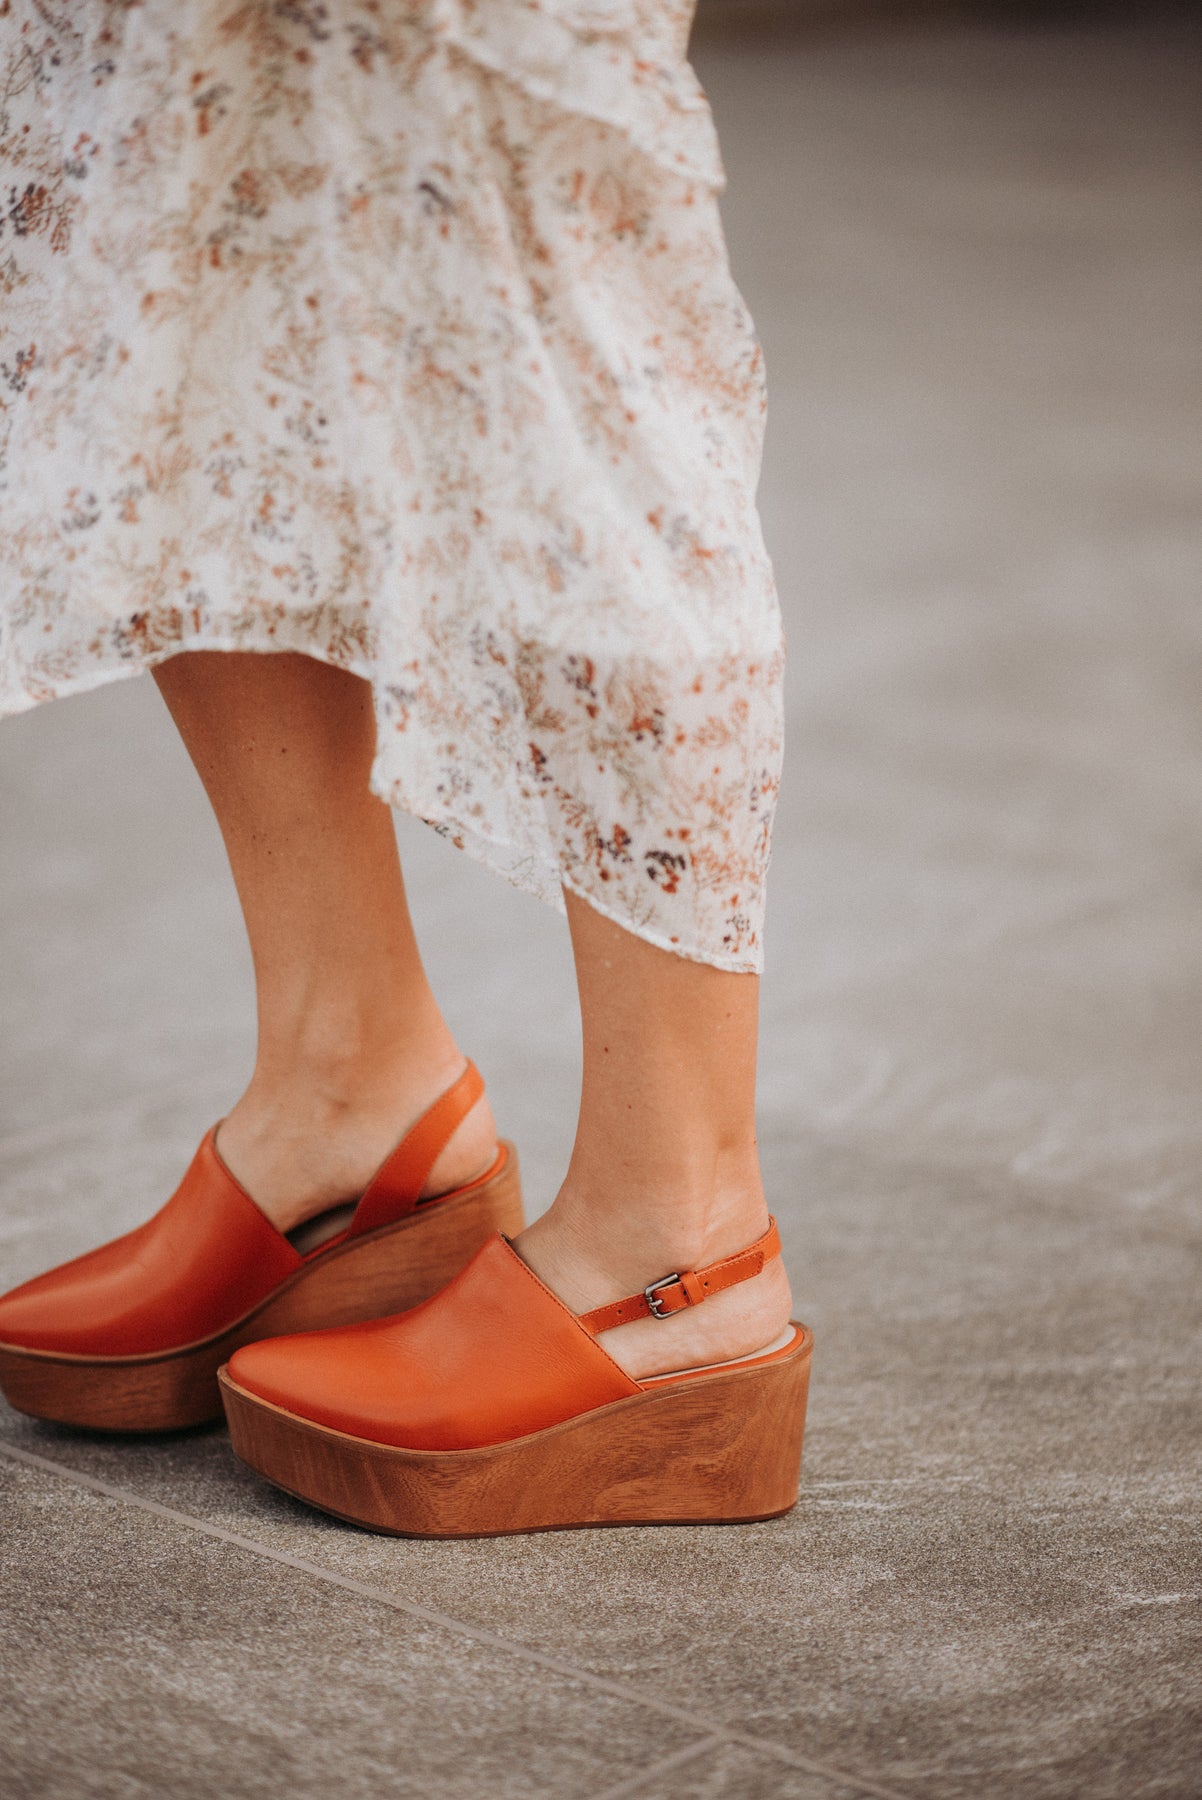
<box><xmin>0</xmin><ymin>644</ymin><xmax>765</xmax><ymax>976</ymax></box>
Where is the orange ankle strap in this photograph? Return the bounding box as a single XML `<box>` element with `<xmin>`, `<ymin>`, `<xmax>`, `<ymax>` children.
<box><xmin>347</xmin><ymin>1061</ymin><xmax>485</xmax><ymax>1239</ymax></box>
<box><xmin>578</xmin><ymin>1218</ymin><xmax>781</xmax><ymax>1336</ymax></box>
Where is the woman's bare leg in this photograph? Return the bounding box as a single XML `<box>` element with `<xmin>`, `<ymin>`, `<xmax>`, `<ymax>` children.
<box><xmin>517</xmin><ymin>892</ymin><xmax>791</xmax><ymax>1380</ymax></box>
<box><xmin>155</xmin><ymin>647</ymin><xmax>783</xmax><ymax>1369</ymax></box>
<box><xmin>152</xmin><ymin>650</ymin><xmax>496</xmax><ymax>1234</ymax></box>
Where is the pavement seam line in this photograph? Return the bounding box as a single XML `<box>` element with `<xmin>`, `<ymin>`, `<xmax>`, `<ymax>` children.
<box><xmin>0</xmin><ymin>1439</ymin><xmax>911</xmax><ymax>1800</ymax></box>
<box><xmin>583</xmin><ymin>1732</ymin><xmax>727</xmax><ymax>1800</ymax></box>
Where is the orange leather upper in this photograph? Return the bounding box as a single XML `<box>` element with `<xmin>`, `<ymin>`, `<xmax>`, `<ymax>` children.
<box><xmin>348</xmin><ymin>1060</ymin><xmax>484</xmax><ymax>1238</ymax></box>
<box><xmin>226</xmin><ymin>1217</ymin><xmax>785</xmax><ymax>1452</ymax></box>
<box><xmin>227</xmin><ymin>1235</ymin><xmax>641</xmax><ymax>1450</ymax></box>
<box><xmin>0</xmin><ymin>1061</ymin><xmax>488</xmax><ymax>1358</ymax></box>
<box><xmin>0</xmin><ymin>1129</ymin><xmax>300</xmax><ymax>1356</ymax></box>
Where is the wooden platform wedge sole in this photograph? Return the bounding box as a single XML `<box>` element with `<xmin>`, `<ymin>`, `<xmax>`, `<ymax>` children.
<box><xmin>220</xmin><ymin>1322</ymin><xmax>812</xmax><ymax>1536</ymax></box>
<box><xmin>0</xmin><ymin>1143</ymin><xmax>523</xmax><ymax>1433</ymax></box>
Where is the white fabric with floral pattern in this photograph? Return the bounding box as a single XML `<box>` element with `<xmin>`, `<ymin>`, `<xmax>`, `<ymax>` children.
<box><xmin>0</xmin><ymin>0</ymin><xmax>782</xmax><ymax>971</ymax></box>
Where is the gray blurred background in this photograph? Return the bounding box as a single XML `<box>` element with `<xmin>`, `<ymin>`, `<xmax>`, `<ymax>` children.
<box><xmin>694</xmin><ymin>0</ymin><xmax>1198</xmax><ymax>29</ymax></box>
<box><xmin>2</xmin><ymin>5</ymin><xmax>1200</xmax><ymax>1798</ymax></box>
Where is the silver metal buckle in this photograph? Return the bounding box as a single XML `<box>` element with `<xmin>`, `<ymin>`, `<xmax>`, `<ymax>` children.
<box><xmin>643</xmin><ymin>1274</ymin><xmax>681</xmax><ymax>1319</ymax></box>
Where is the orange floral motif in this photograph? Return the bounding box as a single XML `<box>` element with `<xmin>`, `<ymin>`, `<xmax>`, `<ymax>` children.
<box><xmin>0</xmin><ymin>0</ymin><xmax>782</xmax><ymax>971</ymax></box>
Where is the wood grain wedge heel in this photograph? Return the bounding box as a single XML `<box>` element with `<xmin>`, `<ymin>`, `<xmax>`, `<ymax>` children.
<box><xmin>220</xmin><ymin>1222</ymin><xmax>812</xmax><ymax>1536</ymax></box>
<box><xmin>0</xmin><ymin>1062</ymin><xmax>522</xmax><ymax>1433</ymax></box>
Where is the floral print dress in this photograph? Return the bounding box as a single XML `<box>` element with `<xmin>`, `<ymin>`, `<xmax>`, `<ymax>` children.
<box><xmin>0</xmin><ymin>0</ymin><xmax>783</xmax><ymax>972</ymax></box>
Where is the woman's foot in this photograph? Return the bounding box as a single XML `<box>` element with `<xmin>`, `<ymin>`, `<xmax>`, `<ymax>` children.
<box><xmin>0</xmin><ymin>1056</ymin><xmax>521</xmax><ymax>1432</ymax></box>
<box><xmin>515</xmin><ymin>1180</ymin><xmax>793</xmax><ymax>1382</ymax></box>
<box><xmin>216</xmin><ymin>1045</ymin><xmax>499</xmax><ymax>1235</ymax></box>
<box><xmin>220</xmin><ymin>1220</ymin><xmax>810</xmax><ymax>1536</ymax></box>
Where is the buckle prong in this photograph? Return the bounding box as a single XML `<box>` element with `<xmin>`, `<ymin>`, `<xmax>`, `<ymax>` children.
<box><xmin>643</xmin><ymin>1273</ymin><xmax>681</xmax><ymax>1319</ymax></box>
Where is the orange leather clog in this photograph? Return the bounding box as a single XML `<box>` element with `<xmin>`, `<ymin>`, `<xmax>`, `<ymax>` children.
<box><xmin>219</xmin><ymin>1221</ymin><xmax>812</xmax><ymax>1536</ymax></box>
<box><xmin>0</xmin><ymin>1061</ymin><xmax>522</xmax><ymax>1432</ymax></box>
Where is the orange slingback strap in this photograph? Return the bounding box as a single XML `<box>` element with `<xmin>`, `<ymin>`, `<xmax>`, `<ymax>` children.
<box><xmin>346</xmin><ymin>1060</ymin><xmax>486</xmax><ymax>1239</ymax></box>
<box><xmin>578</xmin><ymin>1218</ymin><xmax>782</xmax><ymax>1336</ymax></box>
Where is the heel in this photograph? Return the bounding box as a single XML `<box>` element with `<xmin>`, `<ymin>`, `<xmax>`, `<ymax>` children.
<box><xmin>256</xmin><ymin>1141</ymin><xmax>525</xmax><ymax>1338</ymax></box>
<box><xmin>221</xmin><ymin>1322</ymin><xmax>811</xmax><ymax>1536</ymax></box>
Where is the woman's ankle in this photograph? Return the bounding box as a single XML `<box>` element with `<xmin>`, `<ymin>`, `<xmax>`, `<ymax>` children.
<box><xmin>216</xmin><ymin>1041</ymin><xmax>497</xmax><ymax>1233</ymax></box>
<box><xmin>515</xmin><ymin>1170</ymin><xmax>792</xmax><ymax>1381</ymax></box>
<box><xmin>525</xmin><ymin>1144</ymin><xmax>770</xmax><ymax>1278</ymax></box>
